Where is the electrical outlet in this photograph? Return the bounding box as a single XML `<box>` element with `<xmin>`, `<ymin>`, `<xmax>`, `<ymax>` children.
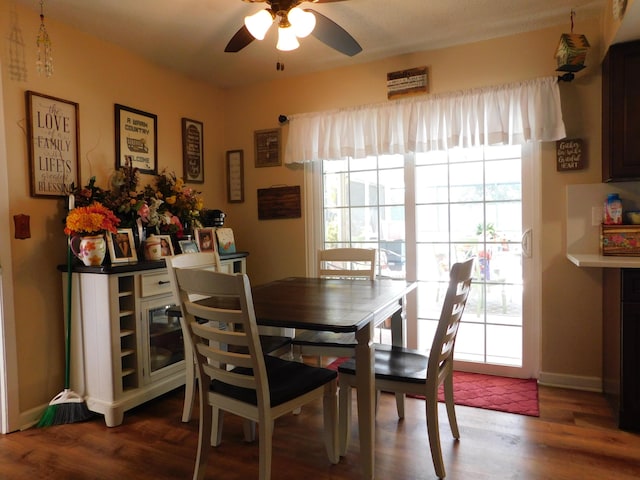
<box><xmin>592</xmin><ymin>206</ymin><xmax>603</xmax><ymax>226</ymax></box>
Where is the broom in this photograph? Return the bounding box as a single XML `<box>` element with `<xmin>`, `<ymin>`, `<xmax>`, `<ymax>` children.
<box><xmin>37</xmin><ymin>207</ymin><xmax>92</xmax><ymax>427</ymax></box>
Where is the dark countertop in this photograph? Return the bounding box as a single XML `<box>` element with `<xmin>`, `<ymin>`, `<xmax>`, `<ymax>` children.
<box><xmin>58</xmin><ymin>251</ymin><xmax>249</xmax><ymax>274</ymax></box>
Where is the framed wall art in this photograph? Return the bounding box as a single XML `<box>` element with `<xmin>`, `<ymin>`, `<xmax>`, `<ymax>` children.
<box><xmin>254</xmin><ymin>128</ymin><xmax>281</xmax><ymax>167</ymax></box>
<box><xmin>25</xmin><ymin>91</ymin><xmax>80</xmax><ymax>198</ymax></box>
<box><xmin>107</xmin><ymin>228</ymin><xmax>138</xmax><ymax>264</ymax></box>
<box><xmin>182</xmin><ymin>118</ymin><xmax>204</xmax><ymax>183</ymax></box>
<box><xmin>226</xmin><ymin>149</ymin><xmax>244</xmax><ymax>203</ymax></box>
<box><xmin>115</xmin><ymin>104</ymin><xmax>157</xmax><ymax>174</ymax></box>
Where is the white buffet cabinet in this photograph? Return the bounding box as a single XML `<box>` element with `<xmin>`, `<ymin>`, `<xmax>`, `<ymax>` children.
<box><xmin>63</xmin><ymin>253</ymin><xmax>247</xmax><ymax>426</ymax></box>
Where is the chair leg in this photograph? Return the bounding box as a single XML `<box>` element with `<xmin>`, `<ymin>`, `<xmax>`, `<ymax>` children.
<box><xmin>323</xmin><ymin>382</ymin><xmax>340</xmax><ymax>464</ymax></box>
<box><xmin>394</xmin><ymin>392</ymin><xmax>405</xmax><ymax>419</ymax></box>
<box><xmin>258</xmin><ymin>419</ymin><xmax>274</xmax><ymax>480</ymax></box>
<box><xmin>182</xmin><ymin>356</ymin><xmax>196</xmax><ymax>422</ymax></box>
<box><xmin>338</xmin><ymin>382</ymin><xmax>352</xmax><ymax>456</ymax></box>
<box><xmin>443</xmin><ymin>373</ymin><xmax>460</xmax><ymax>439</ymax></box>
<box><xmin>194</xmin><ymin>396</ymin><xmax>213</xmax><ymax>480</ymax></box>
<box><xmin>211</xmin><ymin>407</ymin><xmax>225</xmax><ymax>447</ymax></box>
<box><xmin>426</xmin><ymin>398</ymin><xmax>446</xmax><ymax>479</ymax></box>
<box><xmin>243</xmin><ymin>419</ymin><xmax>257</xmax><ymax>442</ymax></box>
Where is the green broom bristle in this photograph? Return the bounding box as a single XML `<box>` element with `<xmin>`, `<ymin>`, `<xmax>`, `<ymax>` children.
<box><xmin>37</xmin><ymin>404</ymin><xmax>58</xmax><ymax>428</ymax></box>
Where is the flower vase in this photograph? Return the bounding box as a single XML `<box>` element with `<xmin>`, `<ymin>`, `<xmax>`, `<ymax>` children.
<box><xmin>70</xmin><ymin>234</ymin><xmax>107</xmax><ymax>266</ymax></box>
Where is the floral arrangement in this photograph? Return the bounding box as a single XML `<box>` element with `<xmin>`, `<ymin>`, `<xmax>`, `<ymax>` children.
<box><xmin>64</xmin><ymin>202</ymin><xmax>120</xmax><ymax>236</ymax></box>
<box><xmin>144</xmin><ymin>170</ymin><xmax>204</xmax><ymax>237</ymax></box>
<box><xmin>69</xmin><ymin>165</ymin><xmax>204</xmax><ymax>238</ymax></box>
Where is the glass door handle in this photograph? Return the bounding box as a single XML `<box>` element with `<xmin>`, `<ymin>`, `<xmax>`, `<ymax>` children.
<box><xmin>521</xmin><ymin>229</ymin><xmax>532</xmax><ymax>258</ymax></box>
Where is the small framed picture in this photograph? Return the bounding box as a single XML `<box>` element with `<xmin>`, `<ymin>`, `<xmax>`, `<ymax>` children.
<box><xmin>107</xmin><ymin>228</ymin><xmax>138</xmax><ymax>264</ymax></box>
<box><xmin>254</xmin><ymin>128</ymin><xmax>281</xmax><ymax>167</ymax></box>
<box><xmin>178</xmin><ymin>239</ymin><xmax>199</xmax><ymax>254</ymax></box>
<box><xmin>156</xmin><ymin>234</ymin><xmax>174</xmax><ymax>257</ymax></box>
<box><xmin>195</xmin><ymin>227</ymin><xmax>216</xmax><ymax>252</ymax></box>
<box><xmin>182</xmin><ymin>118</ymin><xmax>204</xmax><ymax>183</ymax></box>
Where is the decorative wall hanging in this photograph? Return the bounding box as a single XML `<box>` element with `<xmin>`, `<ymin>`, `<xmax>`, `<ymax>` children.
<box><xmin>556</xmin><ymin>138</ymin><xmax>584</xmax><ymax>171</ymax></box>
<box><xmin>387</xmin><ymin>66</ymin><xmax>428</xmax><ymax>99</ymax></box>
<box><xmin>115</xmin><ymin>104</ymin><xmax>157</xmax><ymax>174</ymax></box>
<box><xmin>36</xmin><ymin>0</ymin><xmax>53</xmax><ymax>77</ymax></box>
<box><xmin>26</xmin><ymin>91</ymin><xmax>79</xmax><ymax>198</ymax></box>
<box><xmin>555</xmin><ymin>10</ymin><xmax>590</xmax><ymax>82</ymax></box>
<box><xmin>257</xmin><ymin>185</ymin><xmax>301</xmax><ymax>220</ymax></box>
<box><xmin>254</xmin><ymin>128</ymin><xmax>281</xmax><ymax>167</ymax></box>
<box><xmin>226</xmin><ymin>150</ymin><xmax>244</xmax><ymax>203</ymax></box>
<box><xmin>182</xmin><ymin>118</ymin><xmax>204</xmax><ymax>183</ymax></box>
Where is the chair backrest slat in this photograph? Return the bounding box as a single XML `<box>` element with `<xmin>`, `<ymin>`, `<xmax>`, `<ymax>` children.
<box><xmin>428</xmin><ymin>257</ymin><xmax>474</xmax><ymax>381</ymax></box>
<box><xmin>317</xmin><ymin>248</ymin><xmax>376</xmax><ymax>279</ymax></box>
<box><xmin>173</xmin><ymin>268</ymin><xmax>271</xmax><ymax>407</ymax></box>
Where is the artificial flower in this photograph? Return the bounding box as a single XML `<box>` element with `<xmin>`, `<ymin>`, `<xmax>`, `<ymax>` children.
<box><xmin>64</xmin><ymin>202</ymin><xmax>120</xmax><ymax>236</ymax></box>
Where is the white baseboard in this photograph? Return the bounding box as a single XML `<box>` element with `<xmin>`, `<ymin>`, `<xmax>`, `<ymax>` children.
<box><xmin>538</xmin><ymin>371</ymin><xmax>602</xmax><ymax>392</ymax></box>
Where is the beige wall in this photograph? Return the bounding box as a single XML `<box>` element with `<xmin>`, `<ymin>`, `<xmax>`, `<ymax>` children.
<box><xmin>1</xmin><ymin>0</ymin><xmax>607</xmax><ymax>420</ymax></box>
<box><xmin>223</xmin><ymin>19</ymin><xmax>606</xmax><ymax>385</ymax></box>
<box><xmin>1</xmin><ymin>1</ymin><xmax>228</xmax><ymax>414</ymax></box>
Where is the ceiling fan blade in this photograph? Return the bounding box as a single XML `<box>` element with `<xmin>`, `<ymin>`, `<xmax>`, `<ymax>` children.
<box><xmin>225</xmin><ymin>25</ymin><xmax>256</xmax><ymax>53</ymax></box>
<box><xmin>307</xmin><ymin>8</ymin><xmax>362</xmax><ymax>56</ymax></box>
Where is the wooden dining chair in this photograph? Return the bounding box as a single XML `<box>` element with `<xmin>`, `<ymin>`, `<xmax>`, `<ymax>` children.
<box><xmin>291</xmin><ymin>248</ymin><xmax>377</xmax><ymax>364</ymax></box>
<box><xmin>337</xmin><ymin>257</ymin><xmax>475</xmax><ymax>479</ymax></box>
<box><xmin>165</xmin><ymin>252</ymin><xmax>291</xmax><ymax>423</ymax></box>
<box><xmin>174</xmin><ymin>268</ymin><xmax>339</xmax><ymax>480</ymax></box>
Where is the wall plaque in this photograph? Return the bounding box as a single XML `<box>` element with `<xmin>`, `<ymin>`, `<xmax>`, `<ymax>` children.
<box><xmin>257</xmin><ymin>186</ymin><xmax>301</xmax><ymax>220</ymax></box>
<box><xmin>556</xmin><ymin>138</ymin><xmax>585</xmax><ymax>171</ymax></box>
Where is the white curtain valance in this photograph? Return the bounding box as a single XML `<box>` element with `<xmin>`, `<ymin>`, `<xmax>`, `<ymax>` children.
<box><xmin>284</xmin><ymin>76</ymin><xmax>566</xmax><ymax>163</ymax></box>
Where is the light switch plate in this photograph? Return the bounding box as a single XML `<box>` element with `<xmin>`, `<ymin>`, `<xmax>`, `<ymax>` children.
<box><xmin>592</xmin><ymin>206</ymin><xmax>603</xmax><ymax>226</ymax></box>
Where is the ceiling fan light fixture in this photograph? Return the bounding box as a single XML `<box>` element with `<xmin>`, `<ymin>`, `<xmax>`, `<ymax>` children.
<box><xmin>288</xmin><ymin>7</ymin><xmax>316</xmax><ymax>38</ymax></box>
<box><xmin>244</xmin><ymin>9</ymin><xmax>273</xmax><ymax>40</ymax></box>
<box><xmin>276</xmin><ymin>26</ymin><xmax>299</xmax><ymax>51</ymax></box>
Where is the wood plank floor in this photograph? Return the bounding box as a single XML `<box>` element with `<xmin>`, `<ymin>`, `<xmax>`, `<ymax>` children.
<box><xmin>1</xmin><ymin>384</ymin><xmax>639</xmax><ymax>479</ymax></box>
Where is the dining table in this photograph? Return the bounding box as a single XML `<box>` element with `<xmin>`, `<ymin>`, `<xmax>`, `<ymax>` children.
<box><xmin>251</xmin><ymin>276</ymin><xmax>417</xmax><ymax>479</ymax></box>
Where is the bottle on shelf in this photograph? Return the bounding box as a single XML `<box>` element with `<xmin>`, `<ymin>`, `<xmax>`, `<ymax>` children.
<box><xmin>604</xmin><ymin>193</ymin><xmax>623</xmax><ymax>225</ymax></box>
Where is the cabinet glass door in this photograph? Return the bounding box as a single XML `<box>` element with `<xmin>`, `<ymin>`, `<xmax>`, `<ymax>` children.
<box><xmin>147</xmin><ymin>303</ymin><xmax>185</xmax><ymax>375</ymax></box>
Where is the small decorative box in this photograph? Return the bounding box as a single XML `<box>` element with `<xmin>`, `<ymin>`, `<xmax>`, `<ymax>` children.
<box><xmin>601</xmin><ymin>225</ymin><xmax>640</xmax><ymax>256</ymax></box>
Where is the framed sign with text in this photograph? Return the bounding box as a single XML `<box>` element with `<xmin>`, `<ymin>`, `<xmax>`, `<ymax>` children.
<box><xmin>182</xmin><ymin>118</ymin><xmax>204</xmax><ymax>183</ymax></box>
<box><xmin>115</xmin><ymin>104</ymin><xmax>157</xmax><ymax>174</ymax></box>
<box><xmin>26</xmin><ymin>91</ymin><xmax>80</xmax><ymax>198</ymax></box>
<box><xmin>226</xmin><ymin>150</ymin><xmax>244</xmax><ymax>203</ymax></box>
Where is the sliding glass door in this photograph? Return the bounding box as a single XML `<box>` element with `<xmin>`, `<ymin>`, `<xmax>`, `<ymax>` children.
<box><xmin>318</xmin><ymin>143</ymin><xmax>539</xmax><ymax>378</ymax></box>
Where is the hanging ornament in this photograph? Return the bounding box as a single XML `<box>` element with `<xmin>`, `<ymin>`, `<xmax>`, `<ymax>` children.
<box><xmin>36</xmin><ymin>0</ymin><xmax>53</xmax><ymax>77</ymax></box>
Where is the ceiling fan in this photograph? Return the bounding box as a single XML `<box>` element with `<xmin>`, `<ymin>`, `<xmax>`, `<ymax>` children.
<box><xmin>225</xmin><ymin>0</ymin><xmax>362</xmax><ymax>56</ymax></box>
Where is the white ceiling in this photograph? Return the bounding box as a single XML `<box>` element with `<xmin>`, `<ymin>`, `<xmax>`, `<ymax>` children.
<box><xmin>14</xmin><ymin>0</ymin><xmax>609</xmax><ymax>88</ymax></box>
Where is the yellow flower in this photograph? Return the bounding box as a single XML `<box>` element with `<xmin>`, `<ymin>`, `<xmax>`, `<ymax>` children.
<box><xmin>166</xmin><ymin>195</ymin><xmax>177</xmax><ymax>205</ymax></box>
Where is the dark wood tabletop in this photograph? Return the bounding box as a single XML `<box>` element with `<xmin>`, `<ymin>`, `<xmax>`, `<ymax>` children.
<box><xmin>251</xmin><ymin>276</ymin><xmax>416</xmax><ymax>332</ymax></box>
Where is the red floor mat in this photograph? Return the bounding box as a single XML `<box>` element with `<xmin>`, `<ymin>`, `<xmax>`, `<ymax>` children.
<box><xmin>328</xmin><ymin>358</ymin><xmax>539</xmax><ymax>417</ymax></box>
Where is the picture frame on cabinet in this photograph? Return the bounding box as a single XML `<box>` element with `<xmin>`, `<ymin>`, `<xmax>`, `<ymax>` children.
<box><xmin>178</xmin><ymin>239</ymin><xmax>199</xmax><ymax>254</ymax></box>
<box><xmin>195</xmin><ymin>227</ymin><xmax>216</xmax><ymax>253</ymax></box>
<box><xmin>115</xmin><ymin>104</ymin><xmax>157</xmax><ymax>174</ymax></box>
<box><xmin>107</xmin><ymin>228</ymin><xmax>138</xmax><ymax>264</ymax></box>
<box><xmin>25</xmin><ymin>91</ymin><xmax>80</xmax><ymax>198</ymax></box>
<box><xmin>182</xmin><ymin>118</ymin><xmax>204</xmax><ymax>183</ymax></box>
<box><xmin>156</xmin><ymin>234</ymin><xmax>174</xmax><ymax>257</ymax></box>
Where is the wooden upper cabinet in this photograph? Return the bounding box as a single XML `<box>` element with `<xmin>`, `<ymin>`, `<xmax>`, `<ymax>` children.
<box><xmin>602</xmin><ymin>40</ymin><xmax>640</xmax><ymax>182</ymax></box>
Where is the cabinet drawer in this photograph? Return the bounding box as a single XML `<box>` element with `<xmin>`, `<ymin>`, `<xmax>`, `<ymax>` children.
<box><xmin>140</xmin><ymin>271</ymin><xmax>172</xmax><ymax>297</ymax></box>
